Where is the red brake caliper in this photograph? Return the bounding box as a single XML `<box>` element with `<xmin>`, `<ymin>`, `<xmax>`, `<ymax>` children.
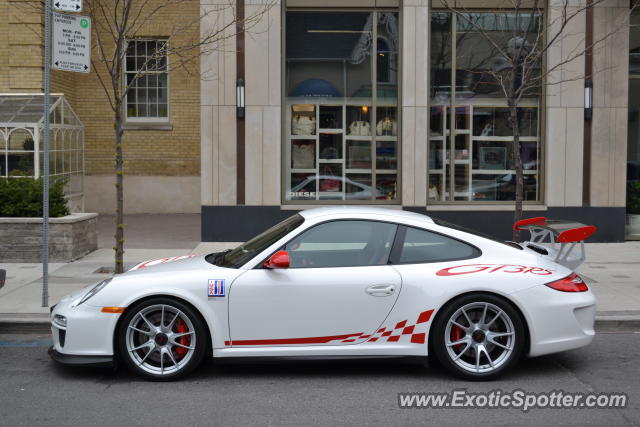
<box><xmin>451</xmin><ymin>324</ymin><xmax>463</xmax><ymax>352</ymax></box>
<box><xmin>175</xmin><ymin>319</ymin><xmax>190</xmax><ymax>359</ymax></box>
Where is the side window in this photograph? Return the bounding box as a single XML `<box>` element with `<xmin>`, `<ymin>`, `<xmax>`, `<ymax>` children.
<box><xmin>397</xmin><ymin>227</ymin><xmax>479</xmax><ymax>264</ymax></box>
<box><xmin>284</xmin><ymin>220</ymin><xmax>397</xmax><ymax>268</ymax></box>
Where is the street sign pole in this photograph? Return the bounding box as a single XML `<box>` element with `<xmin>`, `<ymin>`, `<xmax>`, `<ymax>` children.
<box><xmin>42</xmin><ymin>0</ymin><xmax>52</xmax><ymax>307</ymax></box>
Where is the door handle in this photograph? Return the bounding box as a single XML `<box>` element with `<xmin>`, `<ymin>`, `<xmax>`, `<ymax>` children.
<box><xmin>365</xmin><ymin>284</ymin><xmax>396</xmax><ymax>296</ymax></box>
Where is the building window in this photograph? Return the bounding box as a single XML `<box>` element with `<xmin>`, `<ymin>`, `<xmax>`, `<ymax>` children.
<box><xmin>628</xmin><ymin>11</ymin><xmax>640</xmax><ymax>237</ymax></box>
<box><xmin>125</xmin><ymin>39</ymin><xmax>169</xmax><ymax>121</ymax></box>
<box><xmin>429</xmin><ymin>12</ymin><xmax>542</xmax><ymax>203</ymax></box>
<box><xmin>284</xmin><ymin>10</ymin><xmax>400</xmax><ymax>203</ymax></box>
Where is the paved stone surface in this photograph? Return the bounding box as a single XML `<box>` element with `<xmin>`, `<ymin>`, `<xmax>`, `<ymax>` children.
<box><xmin>0</xmin><ymin>332</ymin><xmax>638</xmax><ymax>426</ymax></box>
<box><xmin>97</xmin><ymin>213</ymin><xmax>201</xmax><ymax>249</ymax></box>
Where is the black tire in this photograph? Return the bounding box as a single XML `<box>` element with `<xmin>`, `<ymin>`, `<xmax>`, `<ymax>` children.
<box><xmin>116</xmin><ymin>297</ymin><xmax>208</xmax><ymax>381</ymax></box>
<box><xmin>431</xmin><ymin>293</ymin><xmax>526</xmax><ymax>381</ymax></box>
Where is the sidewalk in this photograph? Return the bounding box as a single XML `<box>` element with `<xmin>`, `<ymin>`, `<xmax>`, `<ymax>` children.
<box><xmin>1</xmin><ymin>214</ymin><xmax>639</xmax><ymax>330</ymax></box>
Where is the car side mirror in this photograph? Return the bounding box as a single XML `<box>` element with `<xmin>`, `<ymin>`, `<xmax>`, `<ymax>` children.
<box><xmin>264</xmin><ymin>250</ymin><xmax>290</xmax><ymax>269</ymax></box>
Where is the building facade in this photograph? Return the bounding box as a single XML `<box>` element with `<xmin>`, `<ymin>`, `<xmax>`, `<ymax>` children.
<box><xmin>0</xmin><ymin>0</ymin><xmax>201</xmax><ymax>214</ymax></box>
<box><xmin>0</xmin><ymin>0</ymin><xmax>636</xmax><ymax>242</ymax></box>
<box><xmin>200</xmin><ymin>0</ymin><xmax>631</xmax><ymax>242</ymax></box>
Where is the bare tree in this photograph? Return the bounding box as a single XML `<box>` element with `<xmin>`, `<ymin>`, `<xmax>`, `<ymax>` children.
<box><xmin>81</xmin><ymin>0</ymin><xmax>272</xmax><ymax>272</ymax></box>
<box><xmin>438</xmin><ymin>0</ymin><xmax>630</xmax><ymax>241</ymax></box>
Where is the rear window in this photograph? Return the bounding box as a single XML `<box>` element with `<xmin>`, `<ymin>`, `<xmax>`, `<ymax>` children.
<box><xmin>432</xmin><ymin>218</ymin><xmax>516</xmax><ymax>248</ymax></box>
<box><xmin>397</xmin><ymin>226</ymin><xmax>480</xmax><ymax>264</ymax></box>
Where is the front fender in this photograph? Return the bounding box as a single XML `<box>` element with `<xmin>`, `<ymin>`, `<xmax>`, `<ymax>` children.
<box><xmin>85</xmin><ymin>267</ymin><xmax>245</xmax><ymax>350</ymax></box>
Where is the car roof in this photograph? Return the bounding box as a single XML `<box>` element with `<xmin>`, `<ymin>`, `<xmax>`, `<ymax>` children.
<box><xmin>298</xmin><ymin>206</ymin><xmax>435</xmax><ymax>224</ymax></box>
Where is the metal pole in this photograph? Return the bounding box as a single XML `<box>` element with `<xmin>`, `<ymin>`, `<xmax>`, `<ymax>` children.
<box><xmin>42</xmin><ymin>0</ymin><xmax>52</xmax><ymax>307</ymax></box>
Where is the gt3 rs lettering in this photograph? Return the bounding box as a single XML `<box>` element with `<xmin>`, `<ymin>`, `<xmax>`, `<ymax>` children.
<box><xmin>436</xmin><ymin>264</ymin><xmax>554</xmax><ymax>277</ymax></box>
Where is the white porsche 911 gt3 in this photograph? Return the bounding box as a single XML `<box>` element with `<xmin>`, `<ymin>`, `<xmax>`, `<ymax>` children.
<box><xmin>49</xmin><ymin>207</ymin><xmax>597</xmax><ymax>381</ymax></box>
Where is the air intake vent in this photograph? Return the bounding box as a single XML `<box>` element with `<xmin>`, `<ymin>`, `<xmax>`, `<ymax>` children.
<box><xmin>59</xmin><ymin>329</ymin><xmax>66</xmax><ymax>347</ymax></box>
<box><xmin>527</xmin><ymin>244</ymin><xmax>548</xmax><ymax>256</ymax></box>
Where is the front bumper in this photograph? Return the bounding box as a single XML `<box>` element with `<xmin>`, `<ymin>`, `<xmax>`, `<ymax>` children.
<box><xmin>49</xmin><ymin>290</ymin><xmax>121</xmax><ymax>360</ymax></box>
<box><xmin>510</xmin><ymin>284</ymin><xmax>596</xmax><ymax>357</ymax></box>
<box><xmin>48</xmin><ymin>346</ymin><xmax>114</xmax><ymax>367</ymax></box>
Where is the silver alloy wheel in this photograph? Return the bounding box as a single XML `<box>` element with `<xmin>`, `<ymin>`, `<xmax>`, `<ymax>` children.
<box><xmin>125</xmin><ymin>304</ymin><xmax>197</xmax><ymax>376</ymax></box>
<box><xmin>444</xmin><ymin>302</ymin><xmax>515</xmax><ymax>374</ymax></box>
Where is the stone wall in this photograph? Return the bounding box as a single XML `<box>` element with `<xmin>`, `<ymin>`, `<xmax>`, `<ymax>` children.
<box><xmin>0</xmin><ymin>213</ymin><xmax>98</xmax><ymax>262</ymax></box>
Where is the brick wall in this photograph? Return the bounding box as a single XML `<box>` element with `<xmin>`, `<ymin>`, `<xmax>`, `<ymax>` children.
<box><xmin>77</xmin><ymin>0</ymin><xmax>201</xmax><ymax>177</ymax></box>
<box><xmin>0</xmin><ymin>0</ymin><xmax>201</xmax><ymax>178</ymax></box>
<box><xmin>0</xmin><ymin>0</ymin><xmax>44</xmax><ymax>92</ymax></box>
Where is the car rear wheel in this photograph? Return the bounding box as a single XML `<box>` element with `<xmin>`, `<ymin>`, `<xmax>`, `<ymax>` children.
<box><xmin>432</xmin><ymin>293</ymin><xmax>525</xmax><ymax>380</ymax></box>
<box><xmin>117</xmin><ymin>297</ymin><xmax>207</xmax><ymax>381</ymax></box>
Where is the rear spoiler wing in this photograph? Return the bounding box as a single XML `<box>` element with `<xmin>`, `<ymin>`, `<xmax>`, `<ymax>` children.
<box><xmin>513</xmin><ymin>217</ymin><xmax>597</xmax><ymax>269</ymax></box>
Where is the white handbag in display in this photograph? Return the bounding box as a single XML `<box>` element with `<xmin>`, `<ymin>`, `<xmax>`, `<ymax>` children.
<box><xmin>428</xmin><ymin>183</ymin><xmax>440</xmax><ymax>200</ymax></box>
<box><xmin>349</xmin><ymin>121</ymin><xmax>371</xmax><ymax>136</ymax></box>
<box><xmin>376</xmin><ymin>118</ymin><xmax>397</xmax><ymax>136</ymax></box>
<box><xmin>292</xmin><ymin>142</ymin><xmax>315</xmax><ymax>169</ymax></box>
<box><xmin>292</xmin><ymin>115</ymin><xmax>316</xmax><ymax>136</ymax></box>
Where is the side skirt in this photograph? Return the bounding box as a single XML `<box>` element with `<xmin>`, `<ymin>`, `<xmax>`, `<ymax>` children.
<box><xmin>213</xmin><ymin>343</ymin><xmax>429</xmax><ymax>358</ymax></box>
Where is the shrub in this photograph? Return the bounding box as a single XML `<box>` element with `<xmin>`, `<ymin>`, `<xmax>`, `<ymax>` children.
<box><xmin>628</xmin><ymin>182</ymin><xmax>640</xmax><ymax>215</ymax></box>
<box><xmin>0</xmin><ymin>177</ymin><xmax>69</xmax><ymax>217</ymax></box>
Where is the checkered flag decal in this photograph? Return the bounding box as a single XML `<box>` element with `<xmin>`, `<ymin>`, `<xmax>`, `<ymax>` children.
<box><xmin>337</xmin><ymin>309</ymin><xmax>434</xmax><ymax>344</ymax></box>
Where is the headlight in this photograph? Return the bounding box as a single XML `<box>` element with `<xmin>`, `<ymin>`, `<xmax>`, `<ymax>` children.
<box><xmin>77</xmin><ymin>279</ymin><xmax>112</xmax><ymax>306</ymax></box>
<box><xmin>53</xmin><ymin>314</ymin><xmax>67</xmax><ymax>328</ymax></box>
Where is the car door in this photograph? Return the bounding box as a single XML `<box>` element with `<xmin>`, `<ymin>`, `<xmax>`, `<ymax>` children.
<box><xmin>228</xmin><ymin>220</ymin><xmax>402</xmax><ymax>346</ymax></box>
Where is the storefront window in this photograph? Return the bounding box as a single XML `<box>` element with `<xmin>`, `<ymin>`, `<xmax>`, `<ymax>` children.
<box><xmin>285</xmin><ymin>10</ymin><xmax>399</xmax><ymax>203</ymax></box>
<box><xmin>429</xmin><ymin>12</ymin><xmax>542</xmax><ymax>202</ymax></box>
<box><xmin>627</xmin><ymin>12</ymin><xmax>640</xmax><ymax>237</ymax></box>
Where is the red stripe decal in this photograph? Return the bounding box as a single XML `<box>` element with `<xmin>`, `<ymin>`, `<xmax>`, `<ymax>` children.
<box><xmin>224</xmin><ymin>340</ymin><xmax>230</xmax><ymax>346</ymax></box>
<box><xmin>402</xmin><ymin>325</ymin><xmax>415</xmax><ymax>335</ymax></box>
<box><xmin>411</xmin><ymin>333</ymin><xmax>426</xmax><ymax>344</ymax></box>
<box><xmin>394</xmin><ymin>320</ymin><xmax>408</xmax><ymax>329</ymax></box>
<box><xmin>417</xmin><ymin>309</ymin><xmax>434</xmax><ymax>324</ymax></box>
<box><xmin>229</xmin><ymin>333</ymin><xmax>364</xmax><ymax>346</ymax></box>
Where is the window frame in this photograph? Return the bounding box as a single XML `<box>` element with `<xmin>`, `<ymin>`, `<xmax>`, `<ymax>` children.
<box><xmin>427</xmin><ymin>10</ymin><xmax>546</xmax><ymax>206</ymax></box>
<box><xmin>388</xmin><ymin>224</ymin><xmax>482</xmax><ymax>265</ymax></box>
<box><xmin>123</xmin><ymin>38</ymin><xmax>170</xmax><ymax>125</ymax></box>
<box><xmin>256</xmin><ymin>218</ymin><xmax>401</xmax><ymax>269</ymax></box>
<box><xmin>281</xmin><ymin>8</ymin><xmax>403</xmax><ymax>205</ymax></box>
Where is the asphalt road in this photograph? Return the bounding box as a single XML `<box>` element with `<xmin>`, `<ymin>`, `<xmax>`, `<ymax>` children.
<box><xmin>0</xmin><ymin>332</ymin><xmax>638</xmax><ymax>426</ymax></box>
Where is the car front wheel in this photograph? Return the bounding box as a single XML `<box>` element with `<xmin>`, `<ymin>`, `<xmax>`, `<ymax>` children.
<box><xmin>117</xmin><ymin>297</ymin><xmax>207</xmax><ymax>381</ymax></box>
<box><xmin>432</xmin><ymin>293</ymin><xmax>525</xmax><ymax>380</ymax></box>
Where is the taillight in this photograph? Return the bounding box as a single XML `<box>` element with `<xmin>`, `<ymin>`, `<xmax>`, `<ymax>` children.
<box><xmin>545</xmin><ymin>273</ymin><xmax>589</xmax><ymax>292</ymax></box>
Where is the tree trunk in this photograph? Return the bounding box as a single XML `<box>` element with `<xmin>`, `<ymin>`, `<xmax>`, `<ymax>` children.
<box><xmin>508</xmin><ymin>104</ymin><xmax>524</xmax><ymax>242</ymax></box>
<box><xmin>114</xmin><ymin>111</ymin><xmax>125</xmax><ymax>273</ymax></box>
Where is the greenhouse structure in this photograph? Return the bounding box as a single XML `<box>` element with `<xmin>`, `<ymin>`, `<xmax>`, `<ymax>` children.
<box><xmin>0</xmin><ymin>94</ymin><xmax>84</xmax><ymax>212</ymax></box>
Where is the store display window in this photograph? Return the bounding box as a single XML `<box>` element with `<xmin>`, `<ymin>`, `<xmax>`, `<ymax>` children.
<box><xmin>428</xmin><ymin>11</ymin><xmax>542</xmax><ymax>203</ymax></box>
<box><xmin>284</xmin><ymin>10</ymin><xmax>400</xmax><ymax>203</ymax></box>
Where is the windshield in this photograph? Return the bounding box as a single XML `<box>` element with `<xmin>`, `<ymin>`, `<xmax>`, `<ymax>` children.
<box><xmin>214</xmin><ymin>214</ymin><xmax>305</xmax><ymax>268</ymax></box>
<box><xmin>432</xmin><ymin>218</ymin><xmax>519</xmax><ymax>248</ymax></box>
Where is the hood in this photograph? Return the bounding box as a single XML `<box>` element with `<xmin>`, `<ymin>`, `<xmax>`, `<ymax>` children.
<box><xmin>125</xmin><ymin>254</ymin><xmax>216</xmax><ymax>275</ymax></box>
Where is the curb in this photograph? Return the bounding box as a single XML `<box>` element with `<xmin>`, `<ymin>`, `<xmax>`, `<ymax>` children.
<box><xmin>0</xmin><ymin>321</ymin><xmax>52</xmax><ymax>334</ymax></box>
<box><xmin>2</xmin><ymin>317</ymin><xmax>639</xmax><ymax>335</ymax></box>
<box><xmin>593</xmin><ymin>318</ymin><xmax>640</xmax><ymax>332</ymax></box>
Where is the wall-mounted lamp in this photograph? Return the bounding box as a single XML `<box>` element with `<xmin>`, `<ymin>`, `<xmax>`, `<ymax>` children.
<box><xmin>236</xmin><ymin>78</ymin><xmax>245</xmax><ymax>119</ymax></box>
<box><xmin>584</xmin><ymin>79</ymin><xmax>593</xmax><ymax>121</ymax></box>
